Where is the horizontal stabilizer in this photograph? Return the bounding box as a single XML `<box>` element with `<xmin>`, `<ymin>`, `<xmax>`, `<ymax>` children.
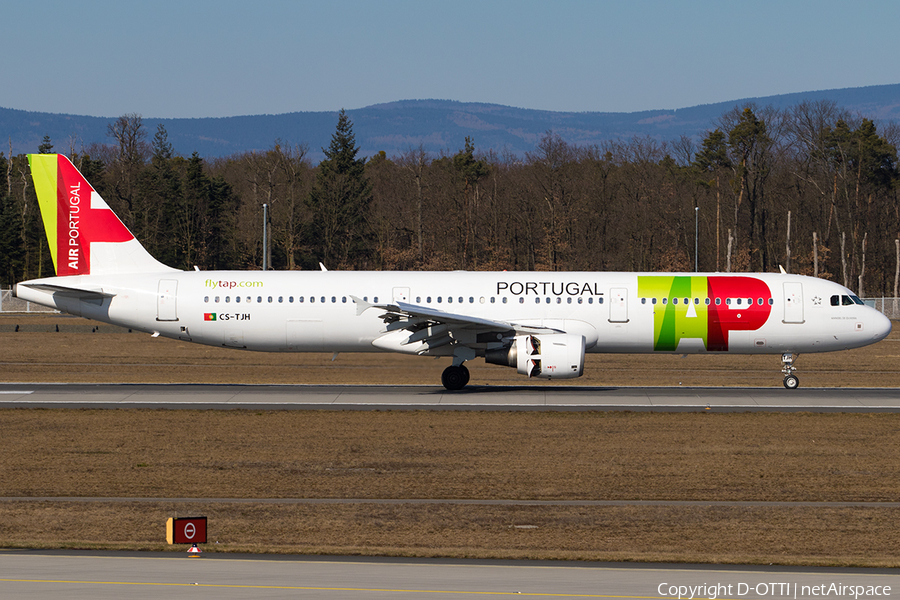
<box><xmin>20</xmin><ymin>283</ymin><xmax>115</xmax><ymax>300</ymax></box>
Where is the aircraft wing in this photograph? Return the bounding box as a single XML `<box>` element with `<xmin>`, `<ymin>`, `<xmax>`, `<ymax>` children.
<box><xmin>353</xmin><ymin>296</ymin><xmax>559</xmax><ymax>353</ymax></box>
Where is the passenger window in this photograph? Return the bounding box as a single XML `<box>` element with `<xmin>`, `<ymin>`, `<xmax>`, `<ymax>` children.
<box><xmin>578</xmin><ymin>297</ymin><xmax>583</xmax><ymax>304</ymax></box>
<box><xmin>289</xmin><ymin>296</ymin><xmax>294</xmax><ymax>303</ymax></box>
<box><xmin>589</xmin><ymin>297</ymin><xmax>594</xmax><ymax>304</ymax></box>
<box><xmin>757</xmin><ymin>298</ymin><xmax>762</xmax><ymax>305</ymax></box>
<box><xmin>673</xmin><ymin>298</ymin><xmax>679</xmax><ymax>305</ymax></box>
<box><xmin>768</xmin><ymin>298</ymin><xmax>774</xmax><ymax>305</ymax></box>
<box><xmin>321</xmin><ymin>296</ymin><xmax>326</xmax><ymax>303</ymax></box>
<box><xmin>726</xmin><ymin>298</ymin><xmax>731</xmax><ymax>305</ymax></box>
<box><xmin>535</xmin><ymin>297</ymin><xmax>541</xmax><ymax>304</ymax></box>
<box><xmin>236</xmin><ymin>296</ymin><xmax>241</xmax><ymax>303</ymax></box>
<box><xmin>567</xmin><ymin>297</ymin><xmax>572</xmax><ymax>304</ymax></box>
<box><xmin>310</xmin><ymin>297</ymin><xmax>315</xmax><ymax>303</ymax></box>
<box><xmin>458</xmin><ymin>297</ymin><xmax>463</xmax><ymax>303</ymax></box>
<box><xmin>662</xmin><ymin>297</ymin><xmax>668</xmax><ymax>305</ymax></box>
<box><xmin>448</xmin><ymin>297</ymin><xmax>453</xmax><ymax>303</ymax></box>
<box><xmin>225</xmin><ymin>296</ymin><xmax>230</xmax><ymax>303</ymax></box>
<box><xmin>437</xmin><ymin>297</ymin><xmax>442</xmax><ymax>303</ymax></box>
<box><xmin>519</xmin><ymin>297</ymin><xmax>524</xmax><ymax>304</ymax></box>
<box><xmin>704</xmin><ymin>298</ymin><xmax>710</xmax><ymax>305</ymax></box>
<box><xmin>641</xmin><ymin>298</ymin><xmax>647</xmax><ymax>305</ymax></box>
<box><xmin>598</xmin><ymin>297</ymin><xmax>604</xmax><ymax>304</ymax></box>
<box><xmin>416</xmin><ymin>297</ymin><xmax>421</xmax><ymax>303</ymax></box>
<box><xmin>299</xmin><ymin>297</ymin><xmax>304</xmax><ymax>303</ymax></box>
<box><xmin>736</xmin><ymin>298</ymin><xmax>742</xmax><ymax>305</ymax></box>
<box><xmin>491</xmin><ymin>297</ymin><xmax>496</xmax><ymax>304</ymax></box>
<box><xmin>278</xmin><ymin>296</ymin><xmax>282</xmax><ymax>303</ymax></box>
<box><xmin>427</xmin><ymin>296</ymin><xmax>432</xmax><ymax>303</ymax></box>
<box><xmin>331</xmin><ymin>296</ymin><xmax>336</xmax><ymax>303</ymax></box>
<box><xmin>694</xmin><ymin>298</ymin><xmax>699</xmax><ymax>305</ymax></box>
<box><xmin>469</xmin><ymin>297</ymin><xmax>474</xmax><ymax>303</ymax></box>
<box><xmin>204</xmin><ymin>296</ymin><xmax>209</xmax><ymax>303</ymax></box>
<box><xmin>715</xmin><ymin>298</ymin><xmax>721</xmax><ymax>305</ymax></box>
<box><xmin>215</xmin><ymin>296</ymin><xmax>220</xmax><ymax>303</ymax></box>
<box><xmin>342</xmin><ymin>297</ymin><xmax>347</xmax><ymax>303</ymax></box>
<box><xmin>684</xmin><ymin>298</ymin><xmax>689</xmax><ymax>305</ymax></box>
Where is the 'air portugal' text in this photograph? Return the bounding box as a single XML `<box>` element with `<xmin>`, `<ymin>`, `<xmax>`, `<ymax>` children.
<box><xmin>67</xmin><ymin>182</ymin><xmax>81</xmax><ymax>270</ymax></box>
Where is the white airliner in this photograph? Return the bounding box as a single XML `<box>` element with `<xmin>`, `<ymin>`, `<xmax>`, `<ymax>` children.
<box><xmin>13</xmin><ymin>154</ymin><xmax>893</xmax><ymax>389</ymax></box>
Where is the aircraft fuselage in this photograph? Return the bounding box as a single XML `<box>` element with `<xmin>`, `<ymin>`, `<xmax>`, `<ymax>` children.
<box><xmin>15</xmin><ymin>270</ymin><xmax>890</xmax><ymax>357</ymax></box>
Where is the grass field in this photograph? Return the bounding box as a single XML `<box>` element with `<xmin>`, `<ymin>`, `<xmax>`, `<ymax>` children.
<box><xmin>1</xmin><ymin>314</ymin><xmax>899</xmax><ymax>566</ymax></box>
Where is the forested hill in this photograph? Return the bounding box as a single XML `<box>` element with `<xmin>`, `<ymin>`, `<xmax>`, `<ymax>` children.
<box><xmin>3</xmin><ymin>84</ymin><xmax>900</xmax><ymax>161</ymax></box>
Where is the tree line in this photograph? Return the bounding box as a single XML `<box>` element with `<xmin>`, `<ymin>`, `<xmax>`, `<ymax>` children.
<box><xmin>2</xmin><ymin>101</ymin><xmax>899</xmax><ymax>298</ymax></box>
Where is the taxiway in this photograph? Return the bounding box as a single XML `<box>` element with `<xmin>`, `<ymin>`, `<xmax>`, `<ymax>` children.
<box><xmin>1</xmin><ymin>550</ymin><xmax>899</xmax><ymax>599</ymax></box>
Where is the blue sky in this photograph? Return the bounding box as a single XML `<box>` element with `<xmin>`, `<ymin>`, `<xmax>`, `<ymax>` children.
<box><xmin>4</xmin><ymin>0</ymin><xmax>898</xmax><ymax>118</ymax></box>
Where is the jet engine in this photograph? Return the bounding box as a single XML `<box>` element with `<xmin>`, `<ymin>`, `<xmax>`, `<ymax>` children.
<box><xmin>486</xmin><ymin>333</ymin><xmax>585</xmax><ymax>379</ymax></box>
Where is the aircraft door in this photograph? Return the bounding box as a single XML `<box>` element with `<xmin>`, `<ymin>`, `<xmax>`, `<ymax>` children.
<box><xmin>609</xmin><ymin>288</ymin><xmax>629</xmax><ymax>323</ymax></box>
<box><xmin>393</xmin><ymin>287</ymin><xmax>410</xmax><ymax>303</ymax></box>
<box><xmin>783</xmin><ymin>282</ymin><xmax>804</xmax><ymax>323</ymax></box>
<box><xmin>157</xmin><ymin>279</ymin><xmax>178</xmax><ymax>322</ymax></box>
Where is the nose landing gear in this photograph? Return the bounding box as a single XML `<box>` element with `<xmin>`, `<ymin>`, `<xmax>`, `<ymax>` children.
<box><xmin>781</xmin><ymin>353</ymin><xmax>799</xmax><ymax>389</ymax></box>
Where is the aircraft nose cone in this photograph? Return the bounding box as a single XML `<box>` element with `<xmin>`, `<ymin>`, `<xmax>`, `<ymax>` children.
<box><xmin>871</xmin><ymin>310</ymin><xmax>892</xmax><ymax>342</ymax></box>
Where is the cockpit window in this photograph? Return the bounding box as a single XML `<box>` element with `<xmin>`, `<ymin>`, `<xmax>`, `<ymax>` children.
<box><xmin>833</xmin><ymin>294</ymin><xmax>866</xmax><ymax>306</ymax></box>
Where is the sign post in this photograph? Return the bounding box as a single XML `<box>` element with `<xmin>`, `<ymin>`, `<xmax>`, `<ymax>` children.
<box><xmin>166</xmin><ymin>516</ymin><xmax>207</xmax><ymax>554</ymax></box>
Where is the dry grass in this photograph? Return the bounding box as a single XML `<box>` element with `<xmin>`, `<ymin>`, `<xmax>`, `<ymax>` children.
<box><xmin>1</xmin><ymin>315</ymin><xmax>900</xmax><ymax>565</ymax></box>
<box><xmin>3</xmin><ymin>410</ymin><xmax>900</xmax><ymax>502</ymax></box>
<box><xmin>3</xmin><ymin>502</ymin><xmax>900</xmax><ymax>567</ymax></box>
<box><xmin>2</xmin><ymin>409</ymin><xmax>900</xmax><ymax>565</ymax></box>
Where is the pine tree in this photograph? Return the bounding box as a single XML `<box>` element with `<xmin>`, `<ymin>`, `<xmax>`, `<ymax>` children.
<box><xmin>0</xmin><ymin>152</ymin><xmax>24</xmax><ymax>285</ymax></box>
<box><xmin>38</xmin><ymin>136</ymin><xmax>53</xmax><ymax>154</ymax></box>
<box><xmin>307</xmin><ymin>109</ymin><xmax>372</xmax><ymax>268</ymax></box>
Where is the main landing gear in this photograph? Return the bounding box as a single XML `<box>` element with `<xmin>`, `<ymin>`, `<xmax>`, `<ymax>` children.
<box><xmin>781</xmin><ymin>353</ymin><xmax>799</xmax><ymax>389</ymax></box>
<box><xmin>441</xmin><ymin>365</ymin><xmax>470</xmax><ymax>391</ymax></box>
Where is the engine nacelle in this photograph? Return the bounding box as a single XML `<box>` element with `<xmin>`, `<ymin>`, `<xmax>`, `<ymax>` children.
<box><xmin>486</xmin><ymin>333</ymin><xmax>585</xmax><ymax>379</ymax></box>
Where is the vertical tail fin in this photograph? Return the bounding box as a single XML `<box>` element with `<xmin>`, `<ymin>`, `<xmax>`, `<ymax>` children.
<box><xmin>28</xmin><ymin>154</ymin><xmax>175</xmax><ymax>276</ymax></box>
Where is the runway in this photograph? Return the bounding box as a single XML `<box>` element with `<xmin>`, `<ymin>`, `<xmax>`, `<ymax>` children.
<box><xmin>0</xmin><ymin>382</ymin><xmax>898</xmax><ymax>411</ymax></box>
<box><xmin>1</xmin><ymin>550</ymin><xmax>898</xmax><ymax>599</ymax></box>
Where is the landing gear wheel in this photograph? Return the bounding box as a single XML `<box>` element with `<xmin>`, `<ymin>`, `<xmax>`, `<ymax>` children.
<box><xmin>783</xmin><ymin>374</ymin><xmax>800</xmax><ymax>389</ymax></box>
<box><xmin>780</xmin><ymin>353</ymin><xmax>800</xmax><ymax>390</ymax></box>
<box><xmin>441</xmin><ymin>365</ymin><xmax>470</xmax><ymax>390</ymax></box>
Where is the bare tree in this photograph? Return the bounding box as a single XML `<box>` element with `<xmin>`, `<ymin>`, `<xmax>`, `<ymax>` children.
<box><xmin>105</xmin><ymin>113</ymin><xmax>148</xmax><ymax>228</ymax></box>
<box><xmin>397</xmin><ymin>145</ymin><xmax>430</xmax><ymax>263</ymax></box>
